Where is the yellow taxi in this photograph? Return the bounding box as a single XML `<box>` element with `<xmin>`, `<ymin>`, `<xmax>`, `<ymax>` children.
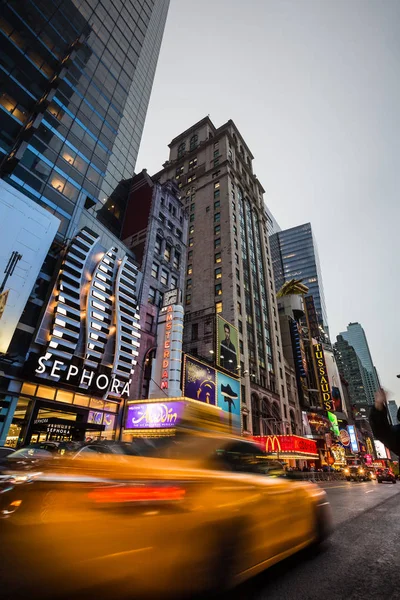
<box><xmin>0</xmin><ymin>410</ymin><xmax>331</xmax><ymax>600</ymax></box>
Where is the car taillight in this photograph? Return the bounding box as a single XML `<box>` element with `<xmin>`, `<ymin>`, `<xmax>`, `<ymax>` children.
<box><xmin>88</xmin><ymin>483</ymin><xmax>186</xmax><ymax>504</ymax></box>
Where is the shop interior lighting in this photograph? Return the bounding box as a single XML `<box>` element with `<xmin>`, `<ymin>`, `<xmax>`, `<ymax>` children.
<box><xmin>93</xmin><ymin>290</ymin><xmax>106</xmax><ymax>302</ymax></box>
<box><xmin>91</xmin><ymin>322</ymin><xmax>102</xmax><ymax>331</ymax></box>
<box><xmin>57</xmin><ymin>307</ymin><xmax>67</xmax><ymax>315</ymax></box>
<box><xmin>93</xmin><ymin>281</ymin><xmax>107</xmax><ymax>292</ymax></box>
<box><xmin>92</xmin><ymin>300</ymin><xmax>106</xmax><ymax>311</ymax></box>
<box><xmin>54</xmin><ymin>318</ymin><xmax>66</xmax><ymax>327</ymax></box>
<box><xmin>53</xmin><ymin>330</ymin><xmax>63</xmax><ymax>338</ymax></box>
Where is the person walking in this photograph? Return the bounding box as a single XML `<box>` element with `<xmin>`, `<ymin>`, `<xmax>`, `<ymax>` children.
<box><xmin>369</xmin><ymin>389</ymin><xmax>400</xmax><ymax>456</ymax></box>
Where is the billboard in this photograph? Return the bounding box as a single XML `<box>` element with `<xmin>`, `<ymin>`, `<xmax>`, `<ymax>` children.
<box><xmin>327</xmin><ymin>411</ymin><xmax>340</xmax><ymax>436</ymax></box>
<box><xmin>183</xmin><ymin>355</ymin><xmax>216</xmax><ymax>405</ymax></box>
<box><xmin>216</xmin><ymin>315</ymin><xmax>239</xmax><ymax>375</ymax></box>
<box><xmin>125</xmin><ymin>402</ymin><xmax>184</xmax><ymax>430</ymax></box>
<box><xmin>216</xmin><ymin>372</ymin><xmax>240</xmax><ymax>427</ymax></box>
<box><xmin>374</xmin><ymin>439</ymin><xmax>390</xmax><ymax>460</ymax></box>
<box><xmin>347</xmin><ymin>425</ymin><xmax>359</xmax><ymax>453</ymax></box>
<box><xmin>0</xmin><ymin>180</ymin><xmax>59</xmax><ymax>353</ymax></box>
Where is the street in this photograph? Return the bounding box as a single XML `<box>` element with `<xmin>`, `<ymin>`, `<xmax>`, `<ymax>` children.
<box><xmin>230</xmin><ymin>480</ymin><xmax>400</xmax><ymax>600</ymax></box>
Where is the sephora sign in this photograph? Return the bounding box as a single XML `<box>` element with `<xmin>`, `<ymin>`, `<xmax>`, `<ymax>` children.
<box><xmin>35</xmin><ymin>357</ymin><xmax>131</xmax><ymax>395</ymax></box>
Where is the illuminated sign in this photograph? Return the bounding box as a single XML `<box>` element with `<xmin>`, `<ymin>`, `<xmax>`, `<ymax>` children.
<box><xmin>35</xmin><ymin>358</ymin><xmax>131</xmax><ymax>395</ymax></box>
<box><xmin>374</xmin><ymin>439</ymin><xmax>390</xmax><ymax>460</ymax></box>
<box><xmin>347</xmin><ymin>425</ymin><xmax>359</xmax><ymax>453</ymax></box>
<box><xmin>255</xmin><ymin>435</ymin><xmax>318</xmax><ymax>457</ymax></box>
<box><xmin>125</xmin><ymin>402</ymin><xmax>184</xmax><ymax>429</ymax></box>
<box><xmin>313</xmin><ymin>343</ymin><xmax>332</xmax><ymax>411</ymax></box>
<box><xmin>339</xmin><ymin>429</ymin><xmax>350</xmax><ymax>446</ymax></box>
<box><xmin>216</xmin><ymin>315</ymin><xmax>239</xmax><ymax>376</ymax></box>
<box><xmin>327</xmin><ymin>411</ymin><xmax>340</xmax><ymax>436</ymax></box>
<box><xmin>161</xmin><ymin>305</ymin><xmax>173</xmax><ymax>391</ymax></box>
<box><xmin>331</xmin><ymin>444</ymin><xmax>346</xmax><ymax>465</ymax></box>
<box><xmin>183</xmin><ymin>355</ymin><xmax>216</xmax><ymax>405</ymax></box>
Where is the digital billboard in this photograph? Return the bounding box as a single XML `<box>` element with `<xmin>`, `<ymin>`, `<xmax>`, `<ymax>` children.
<box><xmin>216</xmin><ymin>371</ymin><xmax>240</xmax><ymax>428</ymax></box>
<box><xmin>216</xmin><ymin>315</ymin><xmax>239</xmax><ymax>375</ymax></box>
<box><xmin>183</xmin><ymin>355</ymin><xmax>216</xmax><ymax>405</ymax></box>
<box><xmin>347</xmin><ymin>425</ymin><xmax>359</xmax><ymax>453</ymax></box>
<box><xmin>125</xmin><ymin>402</ymin><xmax>184</xmax><ymax>430</ymax></box>
<box><xmin>0</xmin><ymin>180</ymin><xmax>59</xmax><ymax>353</ymax></box>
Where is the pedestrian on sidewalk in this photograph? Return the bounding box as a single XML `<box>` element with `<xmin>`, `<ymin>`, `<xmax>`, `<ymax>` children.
<box><xmin>369</xmin><ymin>389</ymin><xmax>400</xmax><ymax>456</ymax></box>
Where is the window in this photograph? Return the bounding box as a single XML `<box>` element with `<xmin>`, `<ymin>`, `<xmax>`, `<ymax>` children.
<box><xmin>189</xmin><ymin>238</ymin><xmax>194</xmax><ymax>247</ymax></box>
<box><xmin>212</xmin><ymin>171</ymin><xmax>221</xmax><ymax>179</ymax></box>
<box><xmin>215</xmin><ymin>284</ymin><xmax>222</xmax><ymax>296</ymax></box>
<box><xmin>238</xmin><ymin>320</ymin><xmax>243</xmax><ymax>333</ymax></box>
<box><xmin>214</xmin><ymin>238</ymin><xmax>221</xmax><ymax>248</ymax></box>
<box><xmin>215</xmin><ymin>267</ymin><xmax>222</xmax><ymax>279</ymax></box>
<box><xmin>155</xmin><ymin>236</ymin><xmax>162</xmax><ymax>254</ymax></box>
<box><xmin>187</xmin><ymin>174</ymin><xmax>196</xmax><ymax>184</ymax></box>
<box><xmin>213</xmin><ymin>149</ymin><xmax>219</xmax><ymax>158</ymax></box>
<box><xmin>189</xmin><ymin>134</ymin><xmax>198</xmax><ymax>151</ymax></box>
<box><xmin>214</xmin><ymin>200</ymin><xmax>220</xmax><ymax>210</ymax></box>
<box><xmin>279</xmin><ymin>368</ymin><xmax>283</xmax><ymax>379</ymax></box>
<box><xmin>276</xmin><ymin>335</ymin><xmax>280</xmax><ymax>347</ymax></box>
<box><xmin>240</xmin><ymin>340</ymin><xmax>244</xmax><ymax>353</ymax></box>
<box><xmin>206</xmin><ymin>206</ymin><xmax>210</xmax><ymax>212</ymax></box>
<box><xmin>186</xmin><ymin>294</ymin><xmax>191</xmax><ymax>305</ymax></box>
<box><xmin>216</xmin><ymin>301</ymin><xmax>223</xmax><ymax>314</ymax></box>
<box><xmin>151</xmin><ymin>263</ymin><xmax>159</xmax><ymax>279</ymax></box>
<box><xmin>173</xmin><ymin>253</ymin><xmax>180</xmax><ymax>269</ymax></box>
<box><xmin>215</xmin><ymin>253</ymin><xmax>222</xmax><ymax>263</ymax></box>
<box><xmin>214</xmin><ymin>189</ymin><xmax>220</xmax><ymax>199</ymax></box>
<box><xmin>190</xmin><ymin>203</ymin><xmax>195</xmax><ymax>212</ymax></box>
<box><xmin>188</xmin><ymin>250</ymin><xmax>193</xmax><ymax>260</ymax></box>
<box><xmin>175</xmin><ymin>166</ymin><xmax>184</xmax><ymax>178</ymax></box>
<box><xmin>238</xmin><ymin>301</ymin><xmax>242</xmax><ymax>315</ymax></box>
<box><xmin>237</xmin><ymin>284</ymin><xmax>241</xmax><ymax>296</ymax></box>
<box><xmin>235</xmin><ymin>253</ymin><xmax>239</xmax><ymax>265</ymax></box>
<box><xmin>171</xmin><ymin>276</ymin><xmax>178</xmax><ymax>289</ymax></box>
<box><xmin>191</xmin><ymin>323</ymin><xmax>198</xmax><ymax>341</ymax></box>
<box><xmin>189</xmin><ymin>158</ymin><xmax>197</xmax><ymax>169</ymax></box>
<box><xmin>214</xmin><ymin>225</ymin><xmax>221</xmax><ymax>235</ymax></box>
<box><xmin>167</xmin><ymin>220</ymin><xmax>174</xmax><ymax>231</ymax></box>
<box><xmin>148</xmin><ymin>287</ymin><xmax>156</xmax><ymax>305</ymax></box>
<box><xmin>160</xmin><ymin>269</ymin><xmax>168</xmax><ymax>286</ymax></box>
<box><xmin>282</xmin><ymin>386</ymin><xmax>286</xmax><ymax>400</ymax></box>
<box><xmin>176</xmin><ymin>229</ymin><xmax>182</xmax><ymax>239</ymax></box>
<box><xmin>236</xmin><ymin>268</ymin><xmax>240</xmax><ymax>279</ymax></box>
<box><xmin>189</xmin><ymin>225</ymin><xmax>194</xmax><ymax>234</ymax></box>
<box><xmin>178</xmin><ymin>142</ymin><xmax>185</xmax><ymax>158</ymax></box>
<box><xmin>243</xmin><ymin>414</ymin><xmax>248</xmax><ymax>431</ymax></box>
<box><xmin>161</xmin><ymin>197</ymin><xmax>165</xmax><ymax>206</ymax></box>
<box><xmin>214</xmin><ymin>181</ymin><xmax>220</xmax><ymax>189</ymax></box>
<box><xmin>187</xmin><ymin>264</ymin><xmax>193</xmax><ymax>275</ymax></box>
<box><xmin>159</xmin><ymin>212</ymin><xmax>165</xmax><ymax>224</ymax></box>
<box><xmin>234</xmin><ymin>238</ymin><xmax>238</xmax><ymax>250</ymax></box>
<box><xmin>214</xmin><ymin>212</ymin><xmax>220</xmax><ymax>222</ymax></box>
<box><xmin>213</xmin><ymin>158</ymin><xmax>219</xmax><ymax>167</ymax></box>
<box><xmin>164</xmin><ymin>244</ymin><xmax>171</xmax><ymax>262</ymax></box>
<box><xmin>187</xmin><ymin>278</ymin><xmax>192</xmax><ymax>289</ymax></box>
<box><xmin>233</xmin><ymin>225</ymin><xmax>237</xmax><ymax>236</ymax></box>
<box><xmin>145</xmin><ymin>313</ymin><xmax>154</xmax><ymax>333</ymax></box>
<box><xmin>190</xmin><ymin>214</ymin><xmax>195</xmax><ymax>222</ymax></box>
<box><xmin>168</xmin><ymin>202</ymin><xmax>172</xmax><ymax>213</ymax></box>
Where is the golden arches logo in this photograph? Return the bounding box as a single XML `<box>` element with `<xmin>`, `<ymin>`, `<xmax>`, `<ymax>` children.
<box><xmin>265</xmin><ymin>435</ymin><xmax>282</xmax><ymax>453</ymax></box>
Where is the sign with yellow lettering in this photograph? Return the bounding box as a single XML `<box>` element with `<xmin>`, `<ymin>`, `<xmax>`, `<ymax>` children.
<box><xmin>313</xmin><ymin>343</ymin><xmax>333</xmax><ymax>411</ymax></box>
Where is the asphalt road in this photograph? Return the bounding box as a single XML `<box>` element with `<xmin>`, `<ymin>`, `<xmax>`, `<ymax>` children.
<box><xmin>230</xmin><ymin>480</ymin><xmax>400</xmax><ymax>600</ymax></box>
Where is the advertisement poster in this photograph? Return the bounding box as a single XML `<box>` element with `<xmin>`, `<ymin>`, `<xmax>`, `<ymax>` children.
<box><xmin>216</xmin><ymin>372</ymin><xmax>241</xmax><ymax>427</ymax></box>
<box><xmin>347</xmin><ymin>425</ymin><xmax>359</xmax><ymax>453</ymax></box>
<box><xmin>327</xmin><ymin>411</ymin><xmax>340</xmax><ymax>436</ymax></box>
<box><xmin>183</xmin><ymin>355</ymin><xmax>216</xmax><ymax>405</ymax></box>
<box><xmin>216</xmin><ymin>315</ymin><xmax>239</xmax><ymax>375</ymax></box>
<box><xmin>331</xmin><ymin>386</ymin><xmax>343</xmax><ymax>412</ymax></box>
<box><xmin>125</xmin><ymin>402</ymin><xmax>184</xmax><ymax>430</ymax></box>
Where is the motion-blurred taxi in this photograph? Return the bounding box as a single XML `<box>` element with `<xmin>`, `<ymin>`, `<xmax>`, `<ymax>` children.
<box><xmin>0</xmin><ymin>413</ymin><xmax>331</xmax><ymax>599</ymax></box>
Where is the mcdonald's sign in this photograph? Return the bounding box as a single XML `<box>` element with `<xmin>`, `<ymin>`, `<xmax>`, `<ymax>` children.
<box><xmin>265</xmin><ymin>435</ymin><xmax>282</xmax><ymax>453</ymax></box>
<box><xmin>313</xmin><ymin>343</ymin><xmax>333</xmax><ymax>412</ymax></box>
<box><xmin>252</xmin><ymin>435</ymin><xmax>318</xmax><ymax>458</ymax></box>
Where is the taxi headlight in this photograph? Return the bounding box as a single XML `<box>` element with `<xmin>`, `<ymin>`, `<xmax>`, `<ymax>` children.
<box><xmin>344</xmin><ymin>468</ymin><xmax>349</xmax><ymax>474</ymax></box>
<box><xmin>359</xmin><ymin>468</ymin><xmax>364</xmax><ymax>474</ymax></box>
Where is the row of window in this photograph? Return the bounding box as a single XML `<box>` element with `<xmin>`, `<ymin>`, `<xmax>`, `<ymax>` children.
<box><xmin>154</xmin><ymin>236</ymin><xmax>181</xmax><ymax>269</ymax></box>
<box><xmin>151</xmin><ymin>262</ymin><xmax>178</xmax><ymax>288</ymax></box>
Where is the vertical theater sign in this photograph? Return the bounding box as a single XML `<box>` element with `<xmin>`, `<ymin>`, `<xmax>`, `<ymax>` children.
<box><xmin>313</xmin><ymin>343</ymin><xmax>332</xmax><ymax>411</ymax></box>
<box><xmin>33</xmin><ymin>227</ymin><xmax>141</xmax><ymax>400</ymax></box>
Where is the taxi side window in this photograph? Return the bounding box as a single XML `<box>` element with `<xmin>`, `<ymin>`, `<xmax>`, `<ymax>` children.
<box><xmin>213</xmin><ymin>442</ymin><xmax>266</xmax><ymax>474</ymax></box>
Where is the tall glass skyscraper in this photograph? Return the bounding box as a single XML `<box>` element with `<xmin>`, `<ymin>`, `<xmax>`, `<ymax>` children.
<box><xmin>339</xmin><ymin>322</ymin><xmax>380</xmax><ymax>405</ymax></box>
<box><xmin>0</xmin><ymin>0</ymin><xmax>169</xmax><ymax>240</ymax></box>
<box><xmin>270</xmin><ymin>222</ymin><xmax>329</xmax><ymax>336</ymax></box>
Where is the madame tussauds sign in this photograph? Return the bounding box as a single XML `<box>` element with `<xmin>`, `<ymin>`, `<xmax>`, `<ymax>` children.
<box><xmin>35</xmin><ymin>356</ymin><xmax>131</xmax><ymax>395</ymax></box>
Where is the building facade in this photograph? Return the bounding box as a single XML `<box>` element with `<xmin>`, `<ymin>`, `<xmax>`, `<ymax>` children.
<box><xmin>339</xmin><ymin>322</ymin><xmax>380</xmax><ymax>405</ymax></box>
<box><xmin>121</xmin><ymin>172</ymin><xmax>188</xmax><ymax>399</ymax></box>
<box><xmin>334</xmin><ymin>334</ymin><xmax>369</xmax><ymax>407</ymax></box>
<box><xmin>0</xmin><ymin>1</ymin><xmax>170</xmax><ymax>439</ymax></box>
<box><xmin>270</xmin><ymin>223</ymin><xmax>329</xmax><ymax>337</ymax></box>
<box><xmin>153</xmin><ymin>117</ymin><xmax>290</xmax><ymax>436</ymax></box>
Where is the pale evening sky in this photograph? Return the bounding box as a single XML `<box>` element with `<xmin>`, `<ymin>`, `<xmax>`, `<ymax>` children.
<box><xmin>136</xmin><ymin>0</ymin><xmax>400</xmax><ymax>403</ymax></box>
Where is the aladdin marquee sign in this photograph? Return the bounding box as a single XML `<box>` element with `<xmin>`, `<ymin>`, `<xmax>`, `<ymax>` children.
<box><xmin>125</xmin><ymin>401</ymin><xmax>184</xmax><ymax>430</ymax></box>
<box><xmin>313</xmin><ymin>343</ymin><xmax>333</xmax><ymax>412</ymax></box>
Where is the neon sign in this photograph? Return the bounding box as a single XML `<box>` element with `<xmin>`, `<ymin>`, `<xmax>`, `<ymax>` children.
<box><xmin>160</xmin><ymin>305</ymin><xmax>173</xmax><ymax>391</ymax></box>
<box><xmin>125</xmin><ymin>402</ymin><xmax>184</xmax><ymax>429</ymax></box>
<box><xmin>313</xmin><ymin>343</ymin><xmax>332</xmax><ymax>411</ymax></box>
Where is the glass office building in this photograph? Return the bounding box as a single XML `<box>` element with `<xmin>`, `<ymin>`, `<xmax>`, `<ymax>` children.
<box><xmin>0</xmin><ymin>0</ymin><xmax>169</xmax><ymax>240</ymax></box>
<box><xmin>270</xmin><ymin>222</ymin><xmax>329</xmax><ymax>335</ymax></box>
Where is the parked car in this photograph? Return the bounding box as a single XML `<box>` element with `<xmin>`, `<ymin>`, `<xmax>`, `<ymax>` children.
<box><xmin>377</xmin><ymin>468</ymin><xmax>396</xmax><ymax>484</ymax></box>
